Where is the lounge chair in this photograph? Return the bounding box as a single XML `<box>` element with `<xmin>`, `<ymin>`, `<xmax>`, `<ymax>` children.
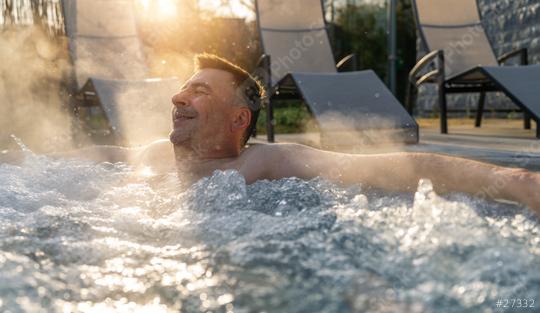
<box><xmin>254</xmin><ymin>0</ymin><xmax>418</xmax><ymax>146</ymax></box>
<box><xmin>63</xmin><ymin>0</ymin><xmax>179</xmax><ymax>145</ymax></box>
<box><xmin>407</xmin><ymin>0</ymin><xmax>540</xmax><ymax>138</ymax></box>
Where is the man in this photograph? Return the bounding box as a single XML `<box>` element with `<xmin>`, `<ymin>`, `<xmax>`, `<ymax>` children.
<box><xmin>3</xmin><ymin>54</ymin><xmax>540</xmax><ymax>214</ymax></box>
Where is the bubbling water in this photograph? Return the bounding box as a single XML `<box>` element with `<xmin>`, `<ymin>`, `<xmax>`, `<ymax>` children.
<box><xmin>0</xmin><ymin>151</ymin><xmax>538</xmax><ymax>313</ymax></box>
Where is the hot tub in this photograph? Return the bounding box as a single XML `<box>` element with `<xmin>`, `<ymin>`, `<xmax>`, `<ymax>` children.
<box><xmin>0</xmin><ymin>151</ymin><xmax>538</xmax><ymax>313</ymax></box>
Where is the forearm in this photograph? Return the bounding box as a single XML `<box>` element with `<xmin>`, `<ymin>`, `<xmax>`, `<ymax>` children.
<box><xmin>351</xmin><ymin>152</ymin><xmax>505</xmax><ymax>196</ymax></box>
<box><xmin>336</xmin><ymin>152</ymin><xmax>538</xmax><ymax>212</ymax></box>
<box><xmin>412</xmin><ymin>153</ymin><xmax>516</xmax><ymax>200</ymax></box>
<box><xmin>1</xmin><ymin>145</ymin><xmax>137</xmax><ymax>165</ymax></box>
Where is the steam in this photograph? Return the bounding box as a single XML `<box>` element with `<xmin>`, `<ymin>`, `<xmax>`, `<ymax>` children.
<box><xmin>143</xmin><ymin>47</ymin><xmax>194</xmax><ymax>80</ymax></box>
<box><xmin>0</xmin><ymin>26</ymin><xmax>73</xmax><ymax>153</ymax></box>
<box><xmin>318</xmin><ymin>112</ymin><xmax>414</xmax><ymax>150</ymax></box>
<box><xmin>0</xmin><ymin>26</ymin><xmax>197</xmax><ymax>152</ymax></box>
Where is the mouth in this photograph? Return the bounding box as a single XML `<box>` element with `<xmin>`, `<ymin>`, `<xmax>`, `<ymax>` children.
<box><xmin>173</xmin><ymin>108</ymin><xmax>197</xmax><ymax>123</ymax></box>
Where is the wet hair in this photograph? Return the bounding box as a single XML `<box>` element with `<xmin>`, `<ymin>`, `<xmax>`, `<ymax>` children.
<box><xmin>194</xmin><ymin>53</ymin><xmax>265</xmax><ymax>146</ymax></box>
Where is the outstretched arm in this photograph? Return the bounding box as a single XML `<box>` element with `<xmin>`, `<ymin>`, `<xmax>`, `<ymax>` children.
<box><xmin>0</xmin><ymin>145</ymin><xmax>139</xmax><ymax>165</ymax></box>
<box><xmin>1</xmin><ymin>139</ymin><xmax>173</xmax><ymax>169</ymax></box>
<box><xmin>49</xmin><ymin>145</ymin><xmax>141</xmax><ymax>163</ymax></box>
<box><xmin>262</xmin><ymin>143</ymin><xmax>540</xmax><ymax>214</ymax></box>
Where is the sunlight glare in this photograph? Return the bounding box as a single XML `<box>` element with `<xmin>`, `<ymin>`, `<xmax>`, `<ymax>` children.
<box><xmin>138</xmin><ymin>0</ymin><xmax>150</xmax><ymax>10</ymax></box>
<box><xmin>136</xmin><ymin>0</ymin><xmax>178</xmax><ymax>18</ymax></box>
<box><xmin>158</xmin><ymin>0</ymin><xmax>178</xmax><ymax>18</ymax></box>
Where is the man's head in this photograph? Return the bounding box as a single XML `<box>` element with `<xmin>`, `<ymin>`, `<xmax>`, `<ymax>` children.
<box><xmin>170</xmin><ymin>53</ymin><xmax>264</xmax><ymax>157</ymax></box>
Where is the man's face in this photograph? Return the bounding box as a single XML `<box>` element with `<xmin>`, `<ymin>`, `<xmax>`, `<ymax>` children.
<box><xmin>170</xmin><ymin>68</ymin><xmax>239</xmax><ymax>150</ymax></box>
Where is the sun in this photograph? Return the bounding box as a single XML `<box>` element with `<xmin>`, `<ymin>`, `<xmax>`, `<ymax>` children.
<box><xmin>157</xmin><ymin>0</ymin><xmax>178</xmax><ymax>17</ymax></box>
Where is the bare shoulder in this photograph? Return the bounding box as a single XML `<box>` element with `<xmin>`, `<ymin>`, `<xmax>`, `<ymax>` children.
<box><xmin>236</xmin><ymin>143</ymin><xmax>275</xmax><ymax>183</ymax></box>
<box><xmin>237</xmin><ymin>143</ymin><xmax>315</xmax><ymax>183</ymax></box>
<box><xmin>239</xmin><ymin>142</ymin><xmax>303</xmax><ymax>161</ymax></box>
<box><xmin>248</xmin><ymin>142</ymin><xmax>310</xmax><ymax>153</ymax></box>
<box><xmin>137</xmin><ymin>139</ymin><xmax>175</xmax><ymax>172</ymax></box>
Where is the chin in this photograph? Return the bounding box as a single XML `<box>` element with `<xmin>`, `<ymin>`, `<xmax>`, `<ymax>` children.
<box><xmin>169</xmin><ymin>129</ymin><xmax>191</xmax><ymax>146</ymax></box>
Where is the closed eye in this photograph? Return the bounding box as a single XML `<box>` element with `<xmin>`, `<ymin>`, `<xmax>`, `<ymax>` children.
<box><xmin>179</xmin><ymin>82</ymin><xmax>212</xmax><ymax>96</ymax></box>
<box><xmin>195</xmin><ymin>87</ymin><xmax>210</xmax><ymax>95</ymax></box>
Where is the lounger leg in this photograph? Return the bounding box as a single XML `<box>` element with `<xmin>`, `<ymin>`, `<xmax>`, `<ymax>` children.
<box><xmin>439</xmin><ymin>85</ymin><xmax>448</xmax><ymax>134</ymax></box>
<box><xmin>405</xmin><ymin>82</ymin><xmax>417</xmax><ymax>115</ymax></box>
<box><xmin>475</xmin><ymin>91</ymin><xmax>485</xmax><ymax>128</ymax></box>
<box><xmin>266</xmin><ymin>98</ymin><xmax>275</xmax><ymax>143</ymax></box>
<box><xmin>524</xmin><ymin>111</ymin><xmax>532</xmax><ymax>130</ymax></box>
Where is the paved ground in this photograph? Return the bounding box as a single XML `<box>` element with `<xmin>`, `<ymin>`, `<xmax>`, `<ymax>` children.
<box><xmin>250</xmin><ymin>118</ymin><xmax>540</xmax><ymax>171</ymax></box>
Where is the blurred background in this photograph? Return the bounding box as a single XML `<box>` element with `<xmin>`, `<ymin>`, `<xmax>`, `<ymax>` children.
<box><xmin>1</xmin><ymin>0</ymin><xmax>538</xmax><ymax>151</ymax></box>
<box><xmin>0</xmin><ymin>0</ymin><xmax>416</xmax><ymax>151</ymax></box>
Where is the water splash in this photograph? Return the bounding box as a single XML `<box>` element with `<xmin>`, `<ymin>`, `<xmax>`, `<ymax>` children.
<box><xmin>0</xmin><ymin>156</ymin><xmax>538</xmax><ymax>313</ymax></box>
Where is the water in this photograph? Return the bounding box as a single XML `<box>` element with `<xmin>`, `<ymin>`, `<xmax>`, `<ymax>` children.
<box><xmin>0</xmin><ymin>149</ymin><xmax>539</xmax><ymax>313</ymax></box>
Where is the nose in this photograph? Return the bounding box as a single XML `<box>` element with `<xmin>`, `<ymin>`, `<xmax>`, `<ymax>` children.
<box><xmin>171</xmin><ymin>90</ymin><xmax>189</xmax><ymax>107</ymax></box>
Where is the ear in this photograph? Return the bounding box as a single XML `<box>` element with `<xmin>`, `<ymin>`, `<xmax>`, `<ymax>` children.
<box><xmin>231</xmin><ymin>107</ymin><xmax>251</xmax><ymax>132</ymax></box>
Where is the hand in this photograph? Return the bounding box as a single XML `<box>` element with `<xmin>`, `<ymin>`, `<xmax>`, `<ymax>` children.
<box><xmin>507</xmin><ymin>169</ymin><xmax>540</xmax><ymax>216</ymax></box>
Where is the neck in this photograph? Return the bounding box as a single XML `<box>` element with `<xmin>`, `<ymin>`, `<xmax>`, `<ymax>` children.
<box><xmin>173</xmin><ymin>141</ymin><xmax>240</xmax><ymax>161</ymax></box>
<box><xmin>173</xmin><ymin>142</ymin><xmax>241</xmax><ymax>183</ymax></box>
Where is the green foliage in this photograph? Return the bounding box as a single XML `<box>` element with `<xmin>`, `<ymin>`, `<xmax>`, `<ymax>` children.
<box><xmin>329</xmin><ymin>0</ymin><xmax>417</xmax><ymax>102</ymax></box>
<box><xmin>395</xmin><ymin>0</ymin><xmax>418</xmax><ymax>101</ymax></box>
<box><xmin>332</xmin><ymin>3</ymin><xmax>388</xmax><ymax>77</ymax></box>
<box><xmin>256</xmin><ymin>102</ymin><xmax>315</xmax><ymax>134</ymax></box>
